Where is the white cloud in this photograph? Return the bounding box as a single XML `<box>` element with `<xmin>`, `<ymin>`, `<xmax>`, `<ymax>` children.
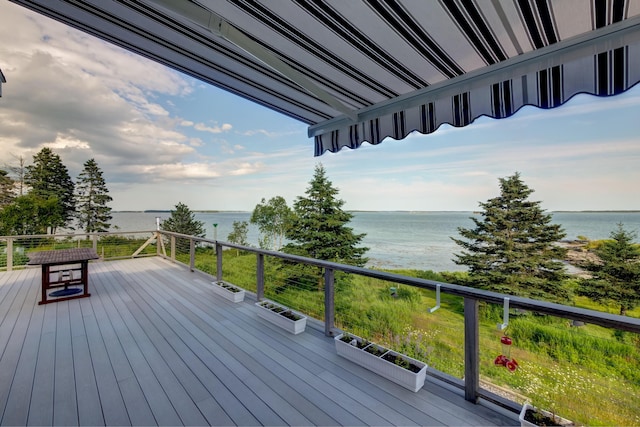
<box><xmin>0</xmin><ymin>3</ymin><xmax>204</xmax><ymax>186</ymax></box>
<box><xmin>194</xmin><ymin>122</ymin><xmax>232</xmax><ymax>133</ymax></box>
<box><xmin>241</xmin><ymin>129</ymin><xmax>300</xmax><ymax>138</ymax></box>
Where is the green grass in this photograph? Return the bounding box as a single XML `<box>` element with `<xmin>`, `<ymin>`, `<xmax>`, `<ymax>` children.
<box><xmin>186</xmin><ymin>252</ymin><xmax>639</xmax><ymax>425</ymax></box>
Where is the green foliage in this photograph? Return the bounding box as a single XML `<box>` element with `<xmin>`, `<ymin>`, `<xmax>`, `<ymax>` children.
<box><xmin>0</xmin><ymin>169</ymin><xmax>15</xmax><ymax>208</ymax></box>
<box><xmin>452</xmin><ymin>172</ymin><xmax>568</xmax><ymax>301</ymax></box>
<box><xmin>227</xmin><ymin>220</ymin><xmax>249</xmax><ymax>246</ymax></box>
<box><xmin>283</xmin><ymin>164</ymin><xmax>368</xmax><ymax>288</ymax></box>
<box><xmin>250</xmin><ymin>196</ymin><xmax>292</xmax><ymax>250</ymax></box>
<box><xmin>578</xmin><ymin>223</ymin><xmax>640</xmax><ymax>315</ymax></box>
<box><xmin>0</xmin><ymin>250</ymin><xmax>30</xmax><ymax>268</ymax></box>
<box><xmin>0</xmin><ymin>193</ymin><xmax>62</xmax><ymax>235</ymax></box>
<box><xmin>161</xmin><ymin>202</ymin><xmax>205</xmax><ymax>238</ymax></box>
<box><xmin>75</xmin><ymin>158</ymin><xmax>113</xmax><ymax>233</ymax></box>
<box><xmin>24</xmin><ymin>147</ymin><xmax>75</xmax><ymax>232</ymax></box>
<box><xmin>508</xmin><ymin>317</ymin><xmax>639</xmax><ymax>382</ymax></box>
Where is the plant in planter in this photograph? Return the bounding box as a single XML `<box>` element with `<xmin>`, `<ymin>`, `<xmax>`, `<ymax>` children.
<box><xmin>210</xmin><ymin>280</ymin><xmax>245</xmax><ymax>303</ymax></box>
<box><xmin>519</xmin><ymin>403</ymin><xmax>574</xmax><ymax>427</ymax></box>
<box><xmin>334</xmin><ymin>332</ymin><xmax>427</xmax><ymax>392</ymax></box>
<box><xmin>255</xmin><ymin>300</ymin><xmax>307</xmax><ymax>334</ymax></box>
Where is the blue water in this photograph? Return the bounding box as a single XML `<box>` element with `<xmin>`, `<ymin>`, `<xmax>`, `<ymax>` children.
<box><xmin>111</xmin><ymin>211</ymin><xmax>640</xmax><ymax>272</ymax></box>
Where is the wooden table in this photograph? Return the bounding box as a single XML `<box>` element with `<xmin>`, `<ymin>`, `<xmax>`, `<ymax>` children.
<box><xmin>27</xmin><ymin>248</ymin><xmax>99</xmax><ymax>305</ymax></box>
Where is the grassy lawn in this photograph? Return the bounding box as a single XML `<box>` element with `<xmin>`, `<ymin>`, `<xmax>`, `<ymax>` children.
<box><xmin>189</xmin><ymin>250</ymin><xmax>639</xmax><ymax>425</ymax></box>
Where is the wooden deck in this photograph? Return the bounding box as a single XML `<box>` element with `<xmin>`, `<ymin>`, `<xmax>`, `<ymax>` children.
<box><xmin>0</xmin><ymin>257</ymin><xmax>518</xmax><ymax>426</ymax></box>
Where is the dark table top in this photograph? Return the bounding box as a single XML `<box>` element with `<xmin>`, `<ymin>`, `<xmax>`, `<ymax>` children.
<box><xmin>27</xmin><ymin>248</ymin><xmax>100</xmax><ymax>265</ymax></box>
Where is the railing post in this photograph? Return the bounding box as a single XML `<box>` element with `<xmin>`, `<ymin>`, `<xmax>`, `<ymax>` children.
<box><xmin>216</xmin><ymin>243</ymin><xmax>222</xmax><ymax>281</ymax></box>
<box><xmin>464</xmin><ymin>297</ymin><xmax>480</xmax><ymax>403</ymax></box>
<box><xmin>189</xmin><ymin>239</ymin><xmax>195</xmax><ymax>271</ymax></box>
<box><xmin>6</xmin><ymin>238</ymin><xmax>13</xmax><ymax>272</ymax></box>
<box><xmin>170</xmin><ymin>236</ymin><xmax>176</xmax><ymax>261</ymax></box>
<box><xmin>256</xmin><ymin>253</ymin><xmax>264</xmax><ymax>301</ymax></box>
<box><xmin>156</xmin><ymin>232</ymin><xmax>160</xmax><ymax>256</ymax></box>
<box><xmin>92</xmin><ymin>234</ymin><xmax>98</xmax><ymax>252</ymax></box>
<box><xmin>324</xmin><ymin>268</ymin><xmax>335</xmax><ymax>337</ymax></box>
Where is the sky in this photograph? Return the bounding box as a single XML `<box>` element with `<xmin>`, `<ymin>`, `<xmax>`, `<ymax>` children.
<box><xmin>1</xmin><ymin>2</ymin><xmax>639</xmax><ymax>212</ymax></box>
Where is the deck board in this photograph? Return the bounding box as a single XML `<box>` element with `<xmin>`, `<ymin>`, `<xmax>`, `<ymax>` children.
<box><xmin>0</xmin><ymin>257</ymin><xmax>519</xmax><ymax>426</ymax></box>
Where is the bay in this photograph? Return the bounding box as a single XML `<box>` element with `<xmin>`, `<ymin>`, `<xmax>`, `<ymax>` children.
<box><xmin>111</xmin><ymin>211</ymin><xmax>640</xmax><ymax>272</ymax></box>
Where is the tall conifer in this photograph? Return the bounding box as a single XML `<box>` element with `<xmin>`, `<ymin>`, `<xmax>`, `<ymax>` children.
<box><xmin>76</xmin><ymin>158</ymin><xmax>113</xmax><ymax>233</ymax></box>
<box><xmin>24</xmin><ymin>147</ymin><xmax>75</xmax><ymax>232</ymax></box>
<box><xmin>452</xmin><ymin>172</ymin><xmax>568</xmax><ymax>300</ymax></box>
<box><xmin>281</xmin><ymin>164</ymin><xmax>368</xmax><ymax>290</ymax></box>
<box><xmin>578</xmin><ymin>224</ymin><xmax>640</xmax><ymax>315</ymax></box>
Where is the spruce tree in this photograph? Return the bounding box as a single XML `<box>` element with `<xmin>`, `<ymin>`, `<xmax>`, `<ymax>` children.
<box><xmin>161</xmin><ymin>202</ymin><xmax>205</xmax><ymax>237</ymax></box>
<box><xmin>283</xmin><ymin>164</ymin><xmax>368</xmax><ymax>288</ymax></box>
<box><xmin>578</xmin><ymin>224</ymin><xmax>640</xmax><ymax>315</ymax></box>
<box><xmin>452</xmin><ymin>172</ymin><xmax>567</xmax><ymax>301</ymax></box>
<box><xmin>76</xmin><ymin>158</ymin><xmax>113</xmax><ymax>233</ymax></box>
<box><xmin>24</xmin><ymin>147</ymin><xmax>75</xmax><ymax>232</ymax></box>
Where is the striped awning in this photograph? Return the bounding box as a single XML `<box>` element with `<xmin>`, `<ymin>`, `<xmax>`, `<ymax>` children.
<box><xmin>10</xmin><ymin>0</ymin><xmax>640</xmax><ymax>155</ymax></box>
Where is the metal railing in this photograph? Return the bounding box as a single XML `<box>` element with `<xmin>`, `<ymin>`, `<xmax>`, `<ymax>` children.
<box><xmin>4</xmin><ymin>230</ymin><xmax>638</xmax><ymax>422</ymax></box>
<box><xmin>156</xmin><ymin>230</ymin><xmax>640</xmax><ymax>420</ymax></box>
<box><xmin>0</xmin><ymin>230</ymin><xmax>160</xmax><ymax>271</ymax></box>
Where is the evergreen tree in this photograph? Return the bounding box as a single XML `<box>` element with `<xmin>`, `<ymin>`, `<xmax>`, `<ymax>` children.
<box><xmin>283</xmin><ymin>164</ymin><xmax>368</xmax><ymax>287</ymax></box>
<box><xmin>452</xmin><ymin>172</ymin><xmax>567</xmax><ymax>301</ymax></box>
<box><xmin>250</xmin><ymin>196</ymin><xmax>292</xmax><ymax>250</ymax></box>
<box><xmin>24</xmin><ymin>147</ymin><xmax>75</xmax><ymax>232</ymax></box>
<box><xmin>76</xmin><ymin>158</ymin><xmax>113</xmax><ymax>233</ymax></box>
<box><xmin>578</xmin><ymin>224</ymin><xmax>640</xmax><ymax>316</ymax></box>
<box><xmin>161</xmin><ymin>202</ymin><xmax>205</xmax><ymax>237</ymax></box>
<box><xmin>0</xmin><ymin>169</ymin><xmax>15</xmax><ymax>208</ymax></box>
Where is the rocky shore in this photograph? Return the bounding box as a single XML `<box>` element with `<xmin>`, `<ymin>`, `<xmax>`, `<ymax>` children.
<box><xmin>558</xmin><ymin>240</ymin><xmax>600</xmax><ymax>265</ymax></box>
<box><xmin>557</xmin><ymin>240</ymin><xmax>601</xmax><ymax>278</ymax></box>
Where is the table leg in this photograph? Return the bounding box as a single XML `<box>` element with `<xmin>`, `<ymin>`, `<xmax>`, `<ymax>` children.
<box><xmin>39</xmin><ymin>264</ymin><xmax>48</xmax><ymax>305</ymax></box>
<box><xmin>81</xmin><ymin>260</ymin><xmax>90</xmax><ymax>297</ymax></box>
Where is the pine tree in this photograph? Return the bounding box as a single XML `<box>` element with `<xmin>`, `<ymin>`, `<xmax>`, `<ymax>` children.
<box><xmin>283</xmin><ymin>164</ymin><xmax>368</xmax><ymax>288</ymax></box>
<box><xmin>452</xmin><ymin>172</ymin><xmax>568</xmax><ymax>301</ymax></box>
<box><xmin>161</xmin><ymin>202</ymin><xmax>205</xmax><ymax>254</ymax></box>
<box><xmin>24</xmin><ymin>147</ymin><xmax>75</xmax><ymax>232</ymax></box>
<box><xmin>161</xmin><ymin>202</ymin><xmax>205</xmax><ymax>237</ymax></box>
<box><xmin>76</xmin><ymin>158</ymin><xmax>113</xmax><ymax>233</ymax></box>
<box><xmin>578</xmin><ymin>224</ymin><xmax>640</xmax><ymax>316</ymax></box>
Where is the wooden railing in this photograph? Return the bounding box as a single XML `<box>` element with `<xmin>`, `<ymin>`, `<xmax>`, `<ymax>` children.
<box><xmin>156</xmin><ymin>230</ymin><xmax>640</xmax><ymax>413</ymax></box>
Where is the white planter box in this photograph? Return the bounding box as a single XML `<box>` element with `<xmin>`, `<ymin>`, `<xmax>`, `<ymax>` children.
<box><xmin>519</xmin><ymin>403</ymin><xmax>574</xmax><ymax>427</ymax></box>
<box><xmin>335</xmin><ymin>333</ymin><xmax>427</xmax><ymax>392</ymax></box>
<box><xmin>255</xmin><ymin>300</ymin><xmax>307</xmax><ymax>334</ymax></box>
<box><xmin>210</xmin><ymin>280</ymin><xmax>245</xmax><ymax>303</ymax></box>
